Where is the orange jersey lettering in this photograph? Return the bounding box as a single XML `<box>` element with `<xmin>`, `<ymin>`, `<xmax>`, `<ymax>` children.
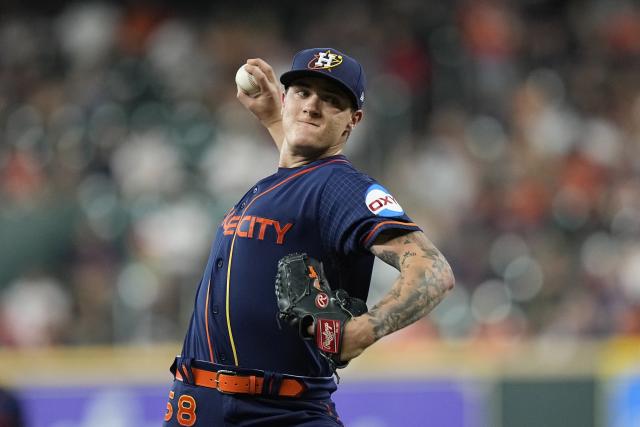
<box><xmin>254</xmin><ymin>217</ymin><xmax>274</xmax><ymax>240</ymax></box>
<box><xmin>222</xmin><ymin>214</ymin><xmax>293</xmax><ymax>245</ymax></box>
<box><xmin>273</xmin><ymin>221</ymin><xmax>293</xmax><ymax>244</ymax></box>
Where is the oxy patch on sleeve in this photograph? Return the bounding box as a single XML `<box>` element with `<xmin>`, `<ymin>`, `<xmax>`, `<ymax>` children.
<box><xmin>365</xmin><ymin>184</ymin><xmax>404</xmax><ymax>217</ymax></box>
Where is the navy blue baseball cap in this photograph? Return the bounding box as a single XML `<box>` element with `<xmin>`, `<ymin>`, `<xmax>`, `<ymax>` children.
<box><xmin>280</xmin><ymin>48</ymin><xmax>366</xmax><ymax>110</ymax></box>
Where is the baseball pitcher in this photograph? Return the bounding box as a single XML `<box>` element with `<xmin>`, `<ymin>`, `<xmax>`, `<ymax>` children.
<box><xmin>162</xmin><ymin>47</ymin><xmax>454</xmax><ymax>426</ymax></box>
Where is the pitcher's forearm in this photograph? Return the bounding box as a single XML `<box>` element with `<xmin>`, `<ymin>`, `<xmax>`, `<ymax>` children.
<box><xmin>368</xmin><ymin>232</ymin><xmax>455</xmax><ymax>340</ymax></box>
<box><xmin>367</xmin><ymin>263</ymin><xmax>452</xmax><ymax>340</ymax></box>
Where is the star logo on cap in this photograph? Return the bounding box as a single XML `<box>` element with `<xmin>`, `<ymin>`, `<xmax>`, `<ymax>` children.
<box><xmin>308</xmin><ymin>50</ymin><xmax>343</xmax><ymax>71</ymax></box>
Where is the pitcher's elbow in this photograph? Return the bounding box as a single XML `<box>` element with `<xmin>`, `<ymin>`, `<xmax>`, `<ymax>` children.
<box><xmin>442</xmin><ymin>263</ymin><xmax>455</xmax><ymax>293</ymax></box>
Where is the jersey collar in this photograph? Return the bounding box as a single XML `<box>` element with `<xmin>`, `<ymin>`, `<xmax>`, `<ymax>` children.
<box><xmin>275</xmin><ymin>154</ymin><xmax>348</xmax><ymax>177</ymax></box>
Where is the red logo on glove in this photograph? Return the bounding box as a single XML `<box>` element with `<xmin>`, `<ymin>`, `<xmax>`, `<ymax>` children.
<box><xmin>315</xmin><ymin>293</ymin><xmax>329</xmax><ymax>309</ymax></box>
<box><xmin>316</xmin><ymin>319</ymin><xmax>341</xmax><ymax>353</ymax></box>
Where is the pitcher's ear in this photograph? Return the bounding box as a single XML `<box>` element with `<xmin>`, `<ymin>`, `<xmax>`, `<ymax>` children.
<box><xmin>350</xmin><ymin>110</ymin><xmax>363</xmax><ymax>128</ymax></box>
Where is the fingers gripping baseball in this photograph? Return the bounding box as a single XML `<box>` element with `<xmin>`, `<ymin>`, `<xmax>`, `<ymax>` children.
<box><xmin>236</xmin><ymin>58</ymin><xmax>282</xmax><ymax>127</ymax></box>
<box><xmin>247</xmin><ymin>58</ymin><xmax>278</xmax><ymax>87</ymax></box>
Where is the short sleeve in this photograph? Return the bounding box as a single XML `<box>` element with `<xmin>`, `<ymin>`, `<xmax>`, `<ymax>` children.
<box><xmin>318</xmin><ymin>169</ymin><xmax>421</xmax><ymax>255</ymax></box>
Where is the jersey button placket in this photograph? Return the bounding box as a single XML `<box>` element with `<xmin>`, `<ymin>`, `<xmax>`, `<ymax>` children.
<box><xmin>216</xmin><ymin>258</ymin><xmax>223</xmax><ymax>269</ymax></box>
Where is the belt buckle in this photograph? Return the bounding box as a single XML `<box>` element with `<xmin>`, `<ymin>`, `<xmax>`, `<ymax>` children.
<box><xmin>215</xmin><ymin>370</ymin><xmax>237</xmax><ymax>394</ymax></box>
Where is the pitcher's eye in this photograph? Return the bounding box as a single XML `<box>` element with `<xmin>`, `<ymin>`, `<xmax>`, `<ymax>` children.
<box><xmin>326</xmin><ymin>95</ymin><xmax>348</xmax><ymax>110</ymax></box>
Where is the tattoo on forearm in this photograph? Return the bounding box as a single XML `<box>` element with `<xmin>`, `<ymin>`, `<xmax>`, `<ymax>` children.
<box><xmin>376</xmin><ymin>250</ymin><xmax>400</xmax><ymax>269</ymax></box>
<box><xmin>401</xmin><ymin>251</ymin><xmax>416</xmax><ymax>268</ymax></box>
<box><xmin>370</xmin><ymin>232</ymin><xmax>454</xmax><ymax>340</ymax></box>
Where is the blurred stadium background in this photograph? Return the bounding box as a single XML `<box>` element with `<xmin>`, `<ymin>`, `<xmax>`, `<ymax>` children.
<box><xmin>0</xmin><ymin>0</ymin><xmax>639</xmax><ymax>426</ymax></box>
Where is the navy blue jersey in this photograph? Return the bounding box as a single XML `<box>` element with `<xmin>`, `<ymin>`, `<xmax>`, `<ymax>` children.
<box><xmin>180</xmin><ymin>155</ymin><xmax>420</xmax><ymax>377</ymax></box>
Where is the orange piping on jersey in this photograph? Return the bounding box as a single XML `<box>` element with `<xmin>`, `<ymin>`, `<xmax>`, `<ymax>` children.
<box><xmin>201</xmin><ymin>207</ymin><xmax>236</xmax><ymax>364</ymax></box>
<box><xmin>204</xmin><ymin>278</ymin><xmax>215</xmax><ymax>363</ymax></box>
<box><xmin>224</xmin><ymin>158</ymin><xmax>349</xmax><ymax>366</ymax></box>
<box><xmin>248</xmin><ymin>159</ymin><xmax>350</xmax><ymax>207</ymax></box>
<box><xmin>362</xmin><ymin>220</ymin><xmax>419</xmax><ymax>246</ymax></box>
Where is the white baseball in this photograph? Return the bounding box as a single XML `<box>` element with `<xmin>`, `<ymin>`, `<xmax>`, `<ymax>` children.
<box><xmin>235</xmin><ymin>65</ymin><xmax>260</xmax><ymax>96</ymax></box>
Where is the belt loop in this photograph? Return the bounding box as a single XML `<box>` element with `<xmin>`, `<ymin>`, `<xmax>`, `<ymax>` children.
<box><xmin>261</xmin><ymin>372</ymin><xmax>284</xmax><ymax>397</ymax></box>
<box><xmin>260</xmin><ymin>371</ymin><xmax>273</xmax><ymax>396</ymax></box>
<box><xmin>177</xmin><ymin>357</ymin><xmax>195</xmax><ymax>385</ymax></box>
<box><xmin>270</xmin><ymin>373</ymin><xmax>284</xmax><ymax>396</ymax></box>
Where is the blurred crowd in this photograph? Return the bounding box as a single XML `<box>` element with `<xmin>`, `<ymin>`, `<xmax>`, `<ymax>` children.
<box><xmin>0</xmin><ymin>0</ymin><xmax>639</xmax><ymax>348</ymax></box>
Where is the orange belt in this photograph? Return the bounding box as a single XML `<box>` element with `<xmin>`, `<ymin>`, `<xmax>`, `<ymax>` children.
<box><xmin>175</xmin><ymin>367</ymin><xmax>306</xmax><ymax>398</ymax></box>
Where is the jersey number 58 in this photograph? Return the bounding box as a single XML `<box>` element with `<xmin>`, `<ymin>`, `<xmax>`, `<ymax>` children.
<box><xmin>164</xmin><ymin>391</ymin><xmax>197</xmax><ymax>426</ymax></box>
